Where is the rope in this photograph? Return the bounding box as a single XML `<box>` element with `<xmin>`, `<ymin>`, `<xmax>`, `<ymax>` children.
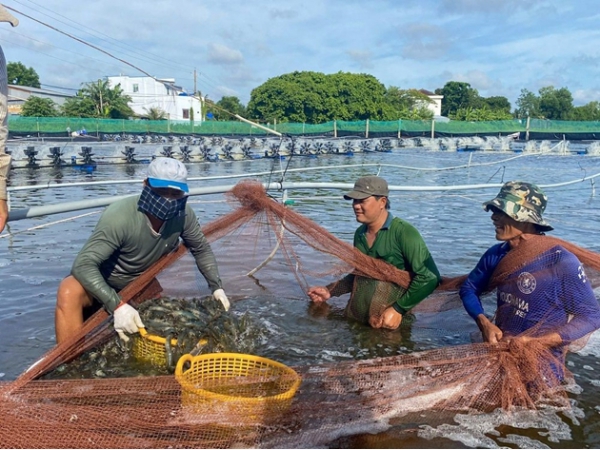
<box><xmin>0</xmin><ymin>210</ymin><xmax>102</xmax><ymax>239</ymax></box>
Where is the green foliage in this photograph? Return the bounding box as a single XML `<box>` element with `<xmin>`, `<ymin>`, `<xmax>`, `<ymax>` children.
<box><xmin>211</xmin><ymin>96</ymin><xmax>246</xmax><ymax>120</ymax></box>
<box><xmin>538</xmin><ymin>86</ymin><xmax>573</xmax><ymax>120</ymax></box>
<box><xmin>483</xmin><ymin>96</ymin><xmax>511</xmax><ymax>112</ymax></box>
<box><xmin>246</xmin><ymin>71</ymin><xmax>391</xmax><ymax>123</ymax></box>
<box><xmin>435</xmin><ymin>81</ymin><xmax>512</xmax><ymax>121</ymax></box>
<box><xmin>436</xmin><ymin>81</ymin><xmax>480</xmax><ymax>116</ymax></box>
<box><xmin>383</xmin><ymin>87</ymin><xmax>433</xmax><ymax>120</ymax></box>
<box><xmin>450</xmin><ymin>105</ymin><xmax>513</xmax><ymax>121</ymax></box>
<box><xmin>7</xmin><ymin>62</ymin><xmax>41</xmax><ymax>88</ymax></box>
<box><xmin>514</xmin><ymin>88</ymin><xmax>540</xmax><ymax>118</ymax></box>
<box><xmin>62</xmin><ymin>95</ymin><xmax>97</xmax><ymax>118</ymax></box>
<box><xmin>569</xmin><ymin>101</ymin><xmax>600</xmax><ymax>121</ymax></box>
<box><xmin>143</xmin><ymin>107</ymin><xmax>168</xmax><ymax>120</ymax></box>
<box><xmin>20</xmin><ymin>96</ymin><xmax>58</xmax><ymax>117</ymax></box>
<box><xmin>514</xmin><ymin>86</ymin><xmax>574</xmax><ymax>120</ymax></box>
<box><xmin>62</xmin><ymin>79</ymin><xmax>134</xmax><ymax>119</ymax></box>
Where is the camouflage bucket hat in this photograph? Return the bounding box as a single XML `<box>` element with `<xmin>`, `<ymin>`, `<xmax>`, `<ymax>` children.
<box><xmin>482</xmin><ymin>181</ymin><xmax>553</xmax><ymax>231</ymax></box>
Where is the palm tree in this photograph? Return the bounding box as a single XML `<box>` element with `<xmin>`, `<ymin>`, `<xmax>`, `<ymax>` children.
<box><xmin>143</xmin><ymin>107</ymin><xmax>168</xmax><ymax>120</ymax></box>
<box><xmin>79</xmin><ymin>79</ymin><xmax>134</xmax><ymax>119</ymax></box>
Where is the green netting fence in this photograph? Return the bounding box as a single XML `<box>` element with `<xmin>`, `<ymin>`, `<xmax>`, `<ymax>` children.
<box><xmin>8</xmin><ymin>117</ymin><xmax>600</xmax><ymax>140</ymax></box>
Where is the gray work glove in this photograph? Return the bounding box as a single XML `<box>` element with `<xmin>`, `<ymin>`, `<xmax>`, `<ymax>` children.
<box><xmin>213</xmin><ymin>288</ymin><xmax>230</xmax><ymax>311</ymax></box>
<box><xmin>113</xmin><ymin>303</ymin><xmax>145</xmax><ymax>342</ymax></box>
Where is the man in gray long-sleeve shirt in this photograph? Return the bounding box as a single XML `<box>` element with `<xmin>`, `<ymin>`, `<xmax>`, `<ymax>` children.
<box><xmin>55</xmin><ymin>157</ymin><xmax>229</xmax><ymax>343</ymax></box>
<box><xmin>0</xmin><ymin>4</ymin><xmax>18</xmax><ymax>232</ymax></box>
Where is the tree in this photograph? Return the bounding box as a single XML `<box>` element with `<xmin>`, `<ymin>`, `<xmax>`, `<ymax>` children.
<box><xmin>570</xmin><ymin>101</ymin><xmax>600</xmax><ymax>121</ymax></box>
<box><xmin>62</xmin><ymin>79</ymin><xmax>134</xmax><ymax>118</ymax></box>
<box><xmin>383</xmin><ymin>87</ymin><xmax>433</xmax><ymax>120</ymax></box>
<box><xmin>143</xmin><ymin>107</ymin><xmax>168</xmax><ymax>120</ymax></box>
<box><xmin>7</xmin><ymin>62</ymin><xmax>41</xmax><ymax>88</ymax></box>
<box><xmin>451</xmin><ymin>105</ymin><xmax>513</xmax><ymax>121</ymax></box>
<box><xmin>436</xmin><ymin>81</ymin><xmax>480</xmax><ymax>117</ymax></box>
<box><xmin>538</xmin><ymin>86</ymin><xmax>573</xmax><ymax>120</ymax></box>
<box><xmin>202</xmin><ymin>96</ymin><xmax>217</xmax><ymax>120</ymax></box>
<box><xmin>514</xmin><ymin>88</ymin><xmax>540</xmax><ymax>119</ymax></box>
<box><xmin>214</xmin><ymin>96</ymin><xmax>246</xmax><ymax>120</ymax></box>
<box><xmin>483</xmin><ymin>96</ymin><xmax>511</xmax><ymax>113</ymax></box>
<box><xmin>20</xmin><ymin>96</ymin><xmax>58</xmax><ymax>117</ymax></box>
<box><xmin>246</xmin><ymin>71</ymin><xmax>391</xmax><ymax>123</ymax></box>
<box><xmin>62</xmin><ymin>95</ymin><xmax>97</xmax><ymax>118</ymax></box>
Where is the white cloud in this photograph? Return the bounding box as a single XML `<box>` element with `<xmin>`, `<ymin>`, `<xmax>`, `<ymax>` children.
<box><xmin>439</xmin><ymin>0</ymin><xmax>543</xmax><ymax>15</ymax></box>
<box><xmin>398</xmin><ymin>23</ymin><xmax>450</xmax><ymax>60</ymax></box>
<box><xmin>206</xmin><ymin>43</ymin><xmax>244</xmax><ymax>66</ymax></box>
<box><xmin>346</xmin><ymin>50</ymin><xmax>374</xmax><ymax>70</ymax></box>
<box><xmin>5</xmin><ymin>0</ymin><xmax>600</xmax><ymax>106</ymax></box>
<box><xmin>453</xmin><ymin>70</ymin><xmax>498</xmax><ymax>92</ymax></box>
<box><xmin>268</xmin><ymin>8</ymin><xmax>299</xmax><ymax>20</ymax></box>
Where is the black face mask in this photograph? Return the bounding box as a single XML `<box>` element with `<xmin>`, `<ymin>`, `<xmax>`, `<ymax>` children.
<box><xmin>137</xmin><ymin>185</ymin><xmax>188</xmax><ymax>221</ymax></box>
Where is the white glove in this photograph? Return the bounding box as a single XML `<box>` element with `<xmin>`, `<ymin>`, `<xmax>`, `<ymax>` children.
<box><xmin>113</xmin><ymin>303</ymin><xmax>145</xmax><ymax>342</ymax></box>
<box><xmin>213</xmin><ymin>288</ymin><xmax>230</xmax><ymax>311</ymax></box>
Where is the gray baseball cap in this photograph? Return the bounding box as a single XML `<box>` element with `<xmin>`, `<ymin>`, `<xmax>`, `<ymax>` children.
<box><xmin>344</xmin><ymin>176</ymin><xmax>389</xmax><ymax>200</ymax></box>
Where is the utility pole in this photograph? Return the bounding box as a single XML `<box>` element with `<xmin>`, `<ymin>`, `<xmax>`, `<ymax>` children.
<box><xmin>99</xmin><ymin>80</ymin><xmax>103</xmax><ymax>117</ymax></box>
<box><xmin>193</xmin><ymin>69</ymin><xmax>201</xmax><ymax>123</ymax></box>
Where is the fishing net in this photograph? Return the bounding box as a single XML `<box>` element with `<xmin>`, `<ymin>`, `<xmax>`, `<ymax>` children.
<box><xmin>1</xmin><ymin>180</ymin><xmax>599</xmax><ymax>449</ymax></box>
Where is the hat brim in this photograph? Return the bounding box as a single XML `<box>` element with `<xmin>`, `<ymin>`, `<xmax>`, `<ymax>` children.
<box><xmin>483</xmin><ymin>200</ymin><xmax>553</xmax><ymax>232</ymax></box>
<box><xmin>482</xmin><ymin>199</ymin><xmax>502</xmax><ymax>213</ymax></box>
<box><xmin>0</xmin><ymin>6</ymin><xmax>18</xmax><ymax>27</ymax></box>
<box><xmin>148</xmin><ymin>178</ymin><xmax>189</xmax><ymax>193</ymax></box>
<box><xmin>343</xmin><ymin>190</ymin><xmax>372</xmax><ymax>200</ymax></box>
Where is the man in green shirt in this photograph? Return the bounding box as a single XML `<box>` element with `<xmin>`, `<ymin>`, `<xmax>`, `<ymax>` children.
<box><xmin>308</xmin><ymin>176</ymin><xmax>440</xmax><ymax>330</ymax></box>
<box><xmin>55</xmin><ymin>157</ymin><xmax>229</xmax><ymax>344</ymax></box>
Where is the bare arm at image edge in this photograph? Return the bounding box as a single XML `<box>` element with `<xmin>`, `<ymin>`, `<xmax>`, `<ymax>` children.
<box><xmin>0</xmin><ymin>43</ymin><xmax>12</xmax><ymax>232</ymax></box>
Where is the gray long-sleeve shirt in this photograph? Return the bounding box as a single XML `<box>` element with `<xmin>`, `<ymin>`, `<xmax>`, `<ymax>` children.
<box><xmin>71</xmin><ymin>195</ymin><xmax>223</xmax><ymax>313</ymax></box>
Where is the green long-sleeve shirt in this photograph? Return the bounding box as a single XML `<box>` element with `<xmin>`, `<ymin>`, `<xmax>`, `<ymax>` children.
<box><xmin>71</xmin><ymin>195</ymin><xmax>222</xmax><ymax>313</ymax></box>
<box><xmin>329</xmin><ymin>212</ymin><xmax>441</xmax><ymax>314</ymax></box>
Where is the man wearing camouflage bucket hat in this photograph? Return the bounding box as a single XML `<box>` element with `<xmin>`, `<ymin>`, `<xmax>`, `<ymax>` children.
<box><xmin>460</xmin><ymin>181</ymin><xmax>600</xmax><ymax>380</ymax></box>
<box><xmin>482</xmin><ymin>180</ymin><xmax>553</xmax><ymax>232</ymax></box>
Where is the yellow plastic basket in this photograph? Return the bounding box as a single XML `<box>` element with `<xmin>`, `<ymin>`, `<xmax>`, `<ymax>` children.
<box><xmin>175</xmin><ymin>353</ymin><xmax>301</xmax><ymax>424</ymax></box>
<box><xmin>132</xmin><ymin>328</ymin><xmax>207</xmax><ymax>367</ymax></box>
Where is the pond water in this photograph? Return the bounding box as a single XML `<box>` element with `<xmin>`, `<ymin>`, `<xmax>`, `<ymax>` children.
<box><xmin>1</xmin><ymin>147</ymin><xmax>600</xmax><ymax>448</ymax></box>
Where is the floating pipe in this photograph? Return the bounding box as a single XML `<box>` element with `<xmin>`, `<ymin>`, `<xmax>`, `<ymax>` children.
<box><xmin>8</xmin><ymin>173</ymin><xmax>600</xmax><ymax>222</ymax></box>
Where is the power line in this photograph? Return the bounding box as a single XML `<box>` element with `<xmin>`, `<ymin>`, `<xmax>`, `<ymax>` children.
<box><xmin>4</xmin><ymin>3</ymin><xmax>222</xmax><ymax>99</ymax></box>
<box><xmin>0</xmin><ymin>28</ymin><xmax>133</xmax><ymax>73</ymax></box>
<box><xmin>0</xmin><ymin>35</ymin><xmax>127</xmax><ymax>77</ymax></box>
<box><xmin>5</xmin><ymin>4</ymin><xmax>157</xmax><ymax>78</ymax></box>
<box><xmin>11</xmin><ymin>0</ymin><xmax>197</xmax><ymax>74</ymax></box>
<box><xmin>40</xmin><ymin>83</ymin><xmax>78</xmax><ymax>92</ymax></box>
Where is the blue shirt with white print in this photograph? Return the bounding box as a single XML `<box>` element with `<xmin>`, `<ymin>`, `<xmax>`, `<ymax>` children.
<box><xmin>461</xmin><ymin>244</ymin><xmax>600</xmax><ymax>358</ymax></box>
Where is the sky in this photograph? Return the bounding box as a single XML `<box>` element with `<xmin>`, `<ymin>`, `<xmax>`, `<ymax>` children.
<box><xmin>1</xmin><ymin>0</ymin><xmax>599</xmax><ymax>109</ymax></box>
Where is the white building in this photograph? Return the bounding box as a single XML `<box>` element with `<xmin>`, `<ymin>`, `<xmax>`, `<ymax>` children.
<box><xmin>107</xmin><ymin>75</ymin><xmax>203</xmax><ymax>122</ymax></box>
<box><xmin>418</xmin><ymin>89</ymin><xmax>443</xmax><ymax>117</ymax></box>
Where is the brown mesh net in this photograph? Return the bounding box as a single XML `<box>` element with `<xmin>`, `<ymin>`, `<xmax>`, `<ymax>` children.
<box><xmin>1</xmin><ymin>180</ymin><xmax>599</xmax><ymax>448</ymax></box>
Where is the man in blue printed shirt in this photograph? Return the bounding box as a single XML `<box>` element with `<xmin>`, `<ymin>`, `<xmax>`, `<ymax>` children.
<box><xmin>460</xmin><ymin>181</ymin><xmax>600</xmax><ymax>378</ymax></box>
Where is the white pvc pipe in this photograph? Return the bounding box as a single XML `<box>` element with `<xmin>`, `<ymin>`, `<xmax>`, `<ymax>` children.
<box><xmin>7</xmin><ymin>174</ymin><xmax>600</xmax><ymax>222</ymax></box>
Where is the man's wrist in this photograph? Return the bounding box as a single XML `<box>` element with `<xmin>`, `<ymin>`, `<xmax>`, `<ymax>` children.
<box><xmin>110</xmin><ymin>300</ymin><xmax>126</xmax><ymax>314</ymax></box>
<box><xmin>392</xmin><ymin>303</ymin><xmax>407</xmax><ymax>315</ymax></box>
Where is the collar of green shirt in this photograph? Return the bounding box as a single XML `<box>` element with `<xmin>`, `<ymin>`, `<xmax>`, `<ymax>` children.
<box><xmin>359</xmin><ymin>211</ymin><xmax>394</xmax><ymax>235</ymax></box>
